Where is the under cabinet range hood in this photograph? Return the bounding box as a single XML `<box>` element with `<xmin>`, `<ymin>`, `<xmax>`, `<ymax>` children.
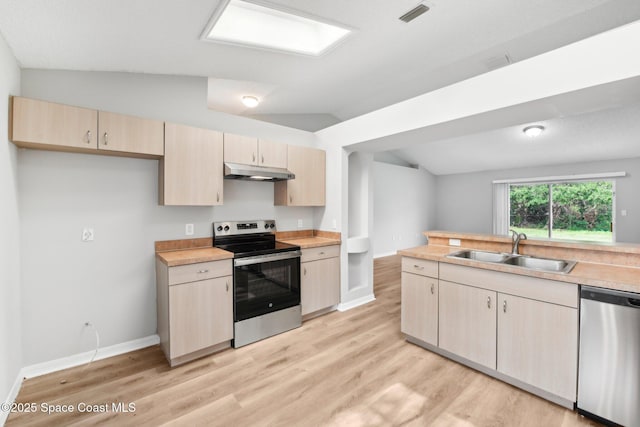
<box><xmin>224</xmin><ymin>162</ymin><xmax>295</xmax><ymax>182</ymax></box>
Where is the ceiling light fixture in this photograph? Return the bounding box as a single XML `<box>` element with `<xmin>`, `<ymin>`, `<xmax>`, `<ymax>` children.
<box><xmin>523</xmin><ymin>125</ymin><xmax>545</xmax><ymax>138</ymax></box>
<box><xmin>242</xmin><ymin>95</ymin><xmax>259</xmax><ymax>108</ymax></box>
<box><xmin>201</xmin><ymin>0</ymin><xmax>351</xmax><ymax>56</ymax></box>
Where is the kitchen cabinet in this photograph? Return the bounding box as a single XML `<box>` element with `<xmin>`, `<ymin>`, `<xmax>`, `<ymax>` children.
<box><xmin>159</xmin><ymin>122</ymin><xmax>224</xmax><ymax>206</ymax></box>
<box><xmin>10</xmin><ymin>96</ymin><xmax>164</xmax><ymax>158</ymax></box>
<box><xmin>301</xmin><ymin>245</ymin><xmax>340</xmax><ymax>317</ymax></box>
<box><xmin>400</xmin><ymin>257</ymin><xmax>438</xmax><ymax>346</ymax></box>
<box><xmin>10</xmin><ymin>96</ymin><xmax>98</xmax><ymax>152</ymax></box>
<box><xmin>156</xmin><ymin>259</ymin><xmax>233</xmax><ymax>366</ymax></box>
<box><xmin>223</xmin><ymin>133</ymin><xmax>287</xmax><ymax>168</ymax></box>
<box><xmin>497</xmin><ymin>293</ymin><xmax>578</xmax><ymax>401</ymax></box>
<box><xmin>97</xmin><ymin>111</ymin><xmax>164</xmax><ymax>156</ymax></box>
<box><xmin>274</xmin><ymin>145</ymin><xmax>326</xmax><ymax>206</ymax></box>
<box><xmin>439</xmin><ymin>280</ymin><xmax>497</xmax><ymax>369</ymax></box>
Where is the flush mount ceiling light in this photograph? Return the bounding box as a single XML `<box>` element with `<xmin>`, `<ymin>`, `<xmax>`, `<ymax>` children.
<box><xmin>242</xmin><ymin>95</ymin><xmax>259</xmax><ymax>108</ymax></box>
<box><xmin>523</xmin><ymin>125</ymin><xmax>545</xmax><ymax>138</ymax></box>
<box><xmin>201</xmin><ymin>0</ymin><xmax>352</xmax><ymax>56</ymax></box>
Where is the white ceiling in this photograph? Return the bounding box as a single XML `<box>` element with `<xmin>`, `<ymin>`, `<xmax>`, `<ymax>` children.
<box><xmin>1</xmin><ymin>0</ymin><xmax>640</xmax><ymax>174</ymax></box>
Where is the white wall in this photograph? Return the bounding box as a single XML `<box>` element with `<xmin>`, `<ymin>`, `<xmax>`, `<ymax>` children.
<box><xmin>373</xmin><ymin>162</ymin><xmax>436</xmax><ymax>257</ymax></box>
<box><xmin>435</xmin><ymin>157</ymin><xmax>640</xmax><ymax>243</ymax></box>
<box><xmin>0</xmin><ymin>33</ymin><xmax>22</xmax><ymax>413</ymax></box>
<box><xmin>18</xmin><ymin>70</ymin><xmax>318</xmax><ymax>366</ymax></box>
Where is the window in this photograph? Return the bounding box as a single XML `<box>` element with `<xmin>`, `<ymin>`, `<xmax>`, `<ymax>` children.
<box><xmin>509</xmin><ymin>180</ymin><xmax>614</xmax><ymax>243</ymax></box>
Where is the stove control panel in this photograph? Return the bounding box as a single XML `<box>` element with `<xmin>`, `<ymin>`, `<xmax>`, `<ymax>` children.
<box><xmin>213</xmin><ymin>220</ymin><xmax>276</xmax><ymax>237</ymax></box>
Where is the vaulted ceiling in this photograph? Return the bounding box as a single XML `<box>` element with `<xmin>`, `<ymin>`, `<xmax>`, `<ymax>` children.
<box><xmin>1</xmin><ymin>0</ymin><xmax>639</xmax><ymax>173</ymax></box>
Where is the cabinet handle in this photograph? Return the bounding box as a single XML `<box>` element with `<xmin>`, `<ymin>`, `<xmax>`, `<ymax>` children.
<box><xmin>216</xmin><ymin>192</ymin><xmax>220</xmax><ymax>203</ymax></box>
<box><xmin>303</xmin><ymin>267</ymin><xmax>307</xmax><ymax>275</ymax></box>
<box><xmin>253</xmin><ymin>153</ymin><xmax>256</xmax><ymax>162</ymax></box>
<box><xmin>86</xmin><ymin>130</ymin><xmax>92</xmax><ymax>144</ymax></box>
<box><xmin>261</xmin><ymin>155</ymin><xmax>264</xmax><ymax>164</ymax></box>
<box><xmin>413</xmin><ymin>264</ymin><xmax>424</xmax><ymax>270</ymax></box>
<box><xmin>226</xmin><ymin>281</ymin><xmax>229</xmax><ymax>292</ymax></box>
<box><xmin>503</xmin><ymin>300</ymin><xmax>507</xmax><ymax>313</ymax></box>
<box><xmin>103</xmin><ymin>132</ymin><xmax>108</xmax><ymax>145</ymax></box>
<box><xmin>319</xmin><ymin>252</ymin><xmax>325</xmax><ymax>255</ymax></box>
<box><xmin>289</xmin><ymin>195</ymin><xmax>292</xmax><ymax>203</ymax></box>
<box><xmin>197</xmin><ymin>269</ymin><xmax>209</xmax><ymax>274</ymax></box>
<box><xmin>487</xmin><ymin>296</ymin><xmax>491</xmax><ymax>309</ymax></box>
<box><xmin>430</xmin><ymin>283</ymin><xmax>435</xmax><ymax>294</ymax></box>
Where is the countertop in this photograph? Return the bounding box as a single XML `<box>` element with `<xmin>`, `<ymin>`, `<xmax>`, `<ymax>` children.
<box><xmin>398</xmin><ymin>244</ymin><xmax>640</xmax><ymax>294</ymax></box>
<box><xmin>278</xmin><ymin>236</ymin><xmax>341</xmax><ymax>249</ymax></box>
<box><xmin>156</xmin><ymin>247</ymin><xmax>233</xmax><ymax>267</ymax></box>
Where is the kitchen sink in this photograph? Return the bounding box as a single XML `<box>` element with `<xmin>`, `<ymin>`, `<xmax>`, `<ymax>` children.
<box><xmin>503</xmin><ymin>255</ymin><xmax>576</xmax><ymax>274</ymax></box>
<box><xmin>447</xmin><ymin>250</ymin><xmax>576</xmax><ymax>274</ymax></box>
<box><xmin>447</xmin><ymin>250</ymin><xmax>511</xmax><ymax>263</ymax></box>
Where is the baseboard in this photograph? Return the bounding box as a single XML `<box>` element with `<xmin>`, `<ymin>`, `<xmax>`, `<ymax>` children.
<box><xmin>337</xmin><ymin>294</ymin><xmax>376</xmax><ymax>312</ymax></box>
<box><xmin>373</xmin><ymin>251</ymin><xmax>398</xmax><ymax>259</ymax></box>
<box><xmin>21</xmin><ymin>334</ymin><xmax>160</xmax><ymax>380</ymax></box>
<box><xmin>1</xmin><ymin>370</ymin><xmax>25</xmax><ymax>426</ymax></box>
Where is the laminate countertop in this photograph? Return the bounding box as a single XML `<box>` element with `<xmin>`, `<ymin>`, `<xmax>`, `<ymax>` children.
<box><xmin>398</xmin><ymin>244</ymin><xmax>640</xmax><ymax>294</ymax></box>
<box><xmin>156</xmin><ymin>247</ymin><xmax>233</xmax><ymax>267</ymax></box>
<box><xmin>278</xmin><ymin>237</ymin><xmax>342</xmax><ymax>249</ymax></box>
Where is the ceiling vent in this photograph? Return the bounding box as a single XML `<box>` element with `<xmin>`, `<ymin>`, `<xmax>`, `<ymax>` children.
<box><xmin>399</xmin><ymin>4</ymin><xmax>430</xmax><ymax>23</ymax></box>
<box><xmin>484</xmin><ymin>54</ymin><xmax>513</xmax><ymax>71</ymax></box>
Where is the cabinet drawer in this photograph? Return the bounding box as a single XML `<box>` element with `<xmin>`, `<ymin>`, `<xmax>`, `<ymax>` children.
<box><xmin>301</xmin><ymin>245</ymin><xmax>340</xmax><ymax>263</ymax></box>
<box><xmin>402</xmin><ymin>257</ymin><xmax>438</xmax><ymax>278</ymax></box>
<box><xmin>168</xmin><ymin>260</ymin><xmax>232</xmax><ymax>285</ymax></box>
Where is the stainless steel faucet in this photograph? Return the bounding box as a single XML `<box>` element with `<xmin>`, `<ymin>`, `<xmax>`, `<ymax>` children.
<box><xmin>510</xmin><ymin>229</ymin><xmax>527</xmax><ymax>254</ymax></box>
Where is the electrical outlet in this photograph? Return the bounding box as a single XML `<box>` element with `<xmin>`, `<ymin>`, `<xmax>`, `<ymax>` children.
<box><xmin>621</xmin><ymin>209</ymin><xmax>627</xmax><ymax>217</ymax></box>
<box><xmin>449</xmin><ymin>238</ymin><xmax>461</xmax><ymax>246</ymax></box>
<box><xmin>297</xmin><ymin>219</ymin><xmax>303</xmax><ymax>228</ymax></box>
<box><xmin>185</xmin><ymin>224</ymin><xmax>194</xmax><ymax>236</ymax></box>
<box><xmin>82</xmin><ymin>228</ymin><xmax>94</xmax><ymax>242</ymax></box>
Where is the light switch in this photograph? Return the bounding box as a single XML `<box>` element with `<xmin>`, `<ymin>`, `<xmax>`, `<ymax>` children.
<box><xmin>185</xmin><ymin>224</ymin><xmax>194</xmax><ymax>235</ymax></box>
<box><xmin>621</xmin><ymin>210</ymin><xmax>627</xmax><ymax>217</ymax></box>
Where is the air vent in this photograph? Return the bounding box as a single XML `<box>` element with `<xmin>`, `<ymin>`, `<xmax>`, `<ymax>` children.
<box><xmin>399</xmin><ymin>4</ymin><xmax>430</xmax><ymax>23</ymax></box>
<box><xmin>484</xmin><ymin>54</ymin><xmax>513</xmax><ymax>71</ymax></box>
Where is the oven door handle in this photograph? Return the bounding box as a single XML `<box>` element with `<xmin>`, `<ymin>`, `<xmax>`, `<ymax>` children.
<box><xmin>234</xmin><ymin>250</ymin><xmax>302</xmax><ymax>266</ymax></box>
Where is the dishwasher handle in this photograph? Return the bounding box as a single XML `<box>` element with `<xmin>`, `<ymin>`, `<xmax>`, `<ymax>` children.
<box><xmin>582</xmin><ymin>286</ymin><xmax>640</xmax><ymax>308</ymax></box>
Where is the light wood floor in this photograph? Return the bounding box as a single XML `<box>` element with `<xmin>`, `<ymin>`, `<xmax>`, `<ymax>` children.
<box><xmin>7</xmin><ymin>255</ymin><xmax>601</xmax><ymax>426</ymax></box>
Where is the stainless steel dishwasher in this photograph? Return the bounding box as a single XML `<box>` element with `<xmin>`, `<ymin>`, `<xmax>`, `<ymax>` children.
<box><xmin>578</xmin><ymin>286</ymin><xmax>640</xmax><ymax>427</ymax></box>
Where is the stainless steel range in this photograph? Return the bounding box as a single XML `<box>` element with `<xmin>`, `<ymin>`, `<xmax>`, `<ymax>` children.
<box><xmin>213</xmin><ymin>220</ymin><xmax>302</xmax><ymax>348</ymax></box>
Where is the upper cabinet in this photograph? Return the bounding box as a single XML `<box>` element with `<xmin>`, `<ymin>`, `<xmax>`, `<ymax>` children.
<box><xmin>223</xmin><ymin>133</ymin><xmax>287</xmax><ymax>168</ymax></box>
<box><xmin>10</xmin><ymin>97</ymin><xmax>164</xmax><ymax>158</ymax></box>
<box><xmin>275</xmin><ymin>145</ymin><xmax>326</xmax><ymax>206</ymax></box>
<box><xmin>97</xmin><ymin>111</ymin><xmax>164</xmax><ymax>157</ymax></box>
<box><xmin>11</xmin><ymin>96</ymin><xmax>98</xmax><ymax>152</ymax></box>
<box><xmin>159</xmin><ymin>123</ymin><xmax>224</xmax><ymax>206</ymax></box>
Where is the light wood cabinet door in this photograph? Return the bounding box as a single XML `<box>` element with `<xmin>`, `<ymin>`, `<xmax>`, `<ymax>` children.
<box><xmin>301</xmin><ymin>256</ymin><xmax>340</xmax><ymax>316</ymax></box>
<box><xmin>257</xmin><ymin>139</ymin><xmax>287</xmax><ymax>168</ymax></box>
<box><xmin>224</xmin><ymin>133</ymin><xmax>258</xmax><ymax>165</ymax></box>
<box><xmin>169</xmin><ymin>276</ymin><xmax>233</xmax><ymax>359</ymax></box>
<box><xmin>497</xmin><ymin>293</ymin><xmax>578</xmax><ymax>401</ymax></box>
<box><xmin>275</xmin><ymin>145</ymin><xmax>326</xmax><ymax>206</ymax></box>
<box><xmin>401</xmin><ymin>272</ymin><xmax>438</xmax><ymax>346</ymax></box>
<box><xmin>160</xmin><ymin>123</ymin><xmax>223</xmax><ymax>206</ymax></box>
<box><xmin>439</xmin><ymin>280</ymin><xmax>497</xmax><ymax>369</ymax></box>
<box><xmin>97</xmin><ymin>111</ymin><xmax>164</xmax><ymax>156</ymax></box>
<box><xmin>10</xmin><ymin>96</ymin><xmax>98</xmax><ymax>151</ymax></box>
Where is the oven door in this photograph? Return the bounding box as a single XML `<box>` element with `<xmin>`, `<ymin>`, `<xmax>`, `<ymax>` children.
<box><xmin>234</xmin><ymin>251</ymin><xmax>301</xmax><ymax>321</ymax></box>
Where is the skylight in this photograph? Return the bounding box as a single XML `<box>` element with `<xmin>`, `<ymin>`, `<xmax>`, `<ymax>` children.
<box><xmin>202</xmin><ymin>0</ymin><xmax>351</xmax><ymax>56</ymax></box>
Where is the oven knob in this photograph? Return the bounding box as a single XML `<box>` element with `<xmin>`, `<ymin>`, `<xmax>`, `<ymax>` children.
<box><xmin>224</xmin><ymin>225</ymin><xmax>230</xmax><ymax>231</ymax></box>
<box><xmin>264</xmin><ymin>224</ymin><xmax>269</xmax><ymax>229</ymax></box>
<box><xmin>269</xmin><ymin>223</ymin><xmax>275</xmax><ymax>229</ymax></box>
<box><xmin>216</xmin><ymin>226</ymin><xmax>223</xmax><ymax>232</ymax></box>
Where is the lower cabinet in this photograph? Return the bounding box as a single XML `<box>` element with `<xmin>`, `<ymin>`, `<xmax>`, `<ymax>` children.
<box><xmin>156</xmin><ymin>259</ymin><xmax>233</xmax><ymax>366</ymax></box>
<box><xmin>301</xmin><ymin>245</ymin><xmax>340</xmax><ymax>317</ymax></box>
<box><xmin>497</xmin><ymin>293</ymin><xmax>578</xmax><ymax>401</ymax></box>
<box><xmin>439</xmin><ymin>280</ymin><xmax>497</xmax><ymax>370</ymax></box>
<box><xmin>401</xmin><ymin>259</ymin><xmax>579</xmax><ymax>406</ymax></box>
<box><xmin>400</xmin><ymin>259</ymin><xmax>438</xmax><ymax>346</ymax></box>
